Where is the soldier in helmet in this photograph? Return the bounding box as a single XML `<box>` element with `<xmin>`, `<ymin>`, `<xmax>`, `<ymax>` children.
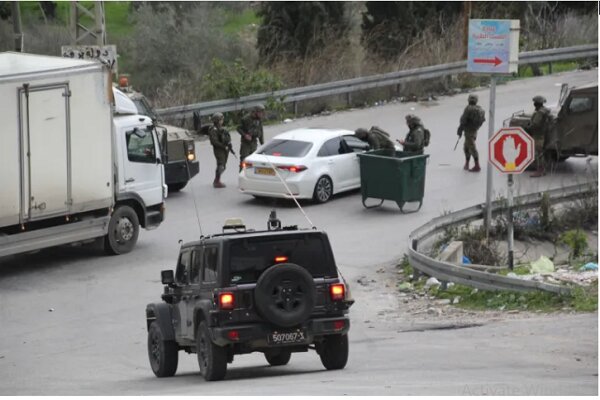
<box><xmin>354</xmin><ymin>126</ymin><xmax>395</xmax><ymax>151</ymax></box>
<box><xmin>527</xmin><ymin>95</ymin><xmax>551</xmax><ymax>177</ymax></box>
<box><xmin>208</xmin><ymin>112</ymin><xmax>232</xmax><ymax>188</ymax></box>
<box><xmin>397</xmin><ymin>114</ymin><xmax>426</xmax><ymax>154</ymax></box>
<box><xmin>457</xmin><ymin>94</ymin><xmax>486</xmax><ymax>172</ymax></box>
<box><xmin>237</xmin><ymin>104</ymin><xmax>265</xmax><ymax>171</ymax></box>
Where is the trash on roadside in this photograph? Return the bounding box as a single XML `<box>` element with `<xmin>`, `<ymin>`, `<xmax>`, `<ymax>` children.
<box><xmin>580</xmin><ymin>262</ymin><xmax>598</xmax><ymax>271</ymax></box>
<box><xmin>507</xmin><ymin>272</ymin><xmax>518</xmax><ymax>278</ymax></box>
<box><xmin>398</xmin><ymin>282</ymin><xmax>413</xmax><ymax>292</ymax></box>
<box><xmin>529</xmin><ymin>256</ymin><xmax>555</xmax><ymax>274</ymax></box>
<box><xmin>462</xmin><ymin>255</ymin><xmax>472</xmax><ymax>265</ymax></box>
<box><xmin>424</xmin><ymin>277</ymin><xmax>441</xmax><ymax>289</ymax></box>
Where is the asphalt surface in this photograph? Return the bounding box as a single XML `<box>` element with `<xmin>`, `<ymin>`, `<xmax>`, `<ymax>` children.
<box><xmin>0</xmin><ymin>69</ymin><xmax>597</xmax><ymax>395</ymax></box>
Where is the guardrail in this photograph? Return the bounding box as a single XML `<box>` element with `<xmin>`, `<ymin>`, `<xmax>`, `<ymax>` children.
<box><xmin>407</xmin><ymin>182</ymin><xmax>598</xmax><ymax>295</ymax></box>
<box><xmin>156</xmin><ymin>44</ymin><xmax>597</xmax><ymax>120</ymax></box>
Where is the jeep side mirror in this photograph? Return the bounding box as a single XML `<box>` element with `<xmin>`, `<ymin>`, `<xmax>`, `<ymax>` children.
<box><xmin>161</xmin><ymin>270</ymin><xmax>175</xmax><ymax>285</ymax></box>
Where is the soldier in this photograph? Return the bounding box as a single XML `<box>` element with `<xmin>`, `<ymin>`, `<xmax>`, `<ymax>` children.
<box><xmin>457</xmin><ymin>94</ymin><xmax>486</xmax><ymax>172</ymax></box>
<box><xmin>527</xmin><ymin>95</ymin><xmax>551</xmax><ymax>177</ymax></box>
<box><xmin>237</xmin><ymin>104</ymin><xmax>265</xmax><ymax>171</ymax></box>
<box><xmin>354</xmin><ymin>126</ymin><xmax>395</xmax><ymax>151</ymax></box>
<box><xmin>397</xmin><ymin>114</ymin><xmax>426</xmax><ymax>154</ymax></box>
<box><xmin>208</xmin><ymin>112</ymin><xmax>233</xmax><ymax>188</ymax></box>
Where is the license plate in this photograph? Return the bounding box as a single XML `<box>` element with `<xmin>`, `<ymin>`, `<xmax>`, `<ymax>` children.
<box><xmin>268</xmin><ymin>329</ymin><xmax>307</xmax><ymax>345</ymax></box>
<box><xmin>255</xmin><ymin>167</ymin><xmax>275</xmax><ymax>176</ymax></box>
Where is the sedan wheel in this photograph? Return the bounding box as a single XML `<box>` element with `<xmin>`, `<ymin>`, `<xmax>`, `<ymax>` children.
<box><xmin>313</xmin><ymin>176</ymin><xmax>333</xmax><ymax>203</ymax></box>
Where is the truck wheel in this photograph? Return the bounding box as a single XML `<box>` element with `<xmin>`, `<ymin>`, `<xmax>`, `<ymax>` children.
<box><xmin>147</xmin><ymin>321</ymin><xmax>178</xmax><ymax>377</ymax></box>
<box><xmin>104</xmin><ymin>205</ymin><xmax>139</xmax><ymax>255</ymax></box>
<box><xmin>254</xmin><ymin>263</ymin><xmax>316</xmax><ymax>328</ymax></box>
<box><xmin>265</xmin><ymin>350</ymin><xmax>292</xmax><ymax>366</ymax></box>
<box><xmin>318</xmin><ymin>334</ymin><xmax>348</xmax><ymax>370</ymax></box>
<box><xmin>196</xmin><ymin>321</ymin><xmax>227</xmax><ymax>381</ymax></box>
<box><xmin>168</xmin><ymin>182</ymin><xmax>187</xmax><ymax>192</ymax></box>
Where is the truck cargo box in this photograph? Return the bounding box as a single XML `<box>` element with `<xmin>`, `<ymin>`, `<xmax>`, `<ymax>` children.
<box><xmin>0</xmin><ymin>52</ymin><xmax>113</xmax><ymax>228</ymax></box>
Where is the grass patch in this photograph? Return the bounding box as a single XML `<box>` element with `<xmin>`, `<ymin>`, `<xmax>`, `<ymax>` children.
<box><xmin>223</xmin><ymin>9</ymin><xmax>260</xmax><ymax>35</ymax></box>
<box><xmin>433</xmin><ymin>282</ymin><xmax>597</xmax><ymax>312</ymax></box>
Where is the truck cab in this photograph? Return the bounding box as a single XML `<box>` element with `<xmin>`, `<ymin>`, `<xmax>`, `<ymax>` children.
<box><xmin>117</xmin><ymin>78</ymin><xmax>200</xmax><ymax>192</ymax></box>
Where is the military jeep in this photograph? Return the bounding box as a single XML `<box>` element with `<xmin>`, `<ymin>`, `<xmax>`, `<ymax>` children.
<box><xmin>145</xmin><ymin>214</ymin><xmax>354</xmax><ymax>381</ymax></box>
<box><xmin>506</xmin><ymin>82</ymin><xmax>598</xmax><ymax>162</ymax></box>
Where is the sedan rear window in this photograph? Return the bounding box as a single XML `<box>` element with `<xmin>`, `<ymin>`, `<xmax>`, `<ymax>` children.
<box><xmin>226</xmin><ymin>234</ymin><xmax>336</xmax><ymax>284</ymax></box>
<box><xmin>258</xmin><ymin>139</ymin><xmax>313</xmax><ymax>157</ymax></box>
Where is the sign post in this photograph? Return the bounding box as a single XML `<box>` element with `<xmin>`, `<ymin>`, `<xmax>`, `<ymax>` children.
<box><xmin>467</xmin><ymin>19</ymin><xmax>520</xmax><ymax>239</ymax></box>
<box><xmin>489</xmin><ymin>127</ymin><xmax>535</xmax><ymax>270</ymax></box>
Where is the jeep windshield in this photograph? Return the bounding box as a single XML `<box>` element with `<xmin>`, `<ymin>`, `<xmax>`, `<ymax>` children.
<box><xmin>226</xmin><ymin>233</ymin><xmax>336</xmax><ymax>284</ymax></box>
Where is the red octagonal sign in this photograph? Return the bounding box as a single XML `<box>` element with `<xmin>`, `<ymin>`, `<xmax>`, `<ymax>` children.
<box><xmin>488</xmin><ymin>127</ymin><xmax>535</xmax><ymax>174</ymax></box>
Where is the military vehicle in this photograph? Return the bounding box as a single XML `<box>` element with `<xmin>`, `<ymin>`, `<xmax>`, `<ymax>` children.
<box><xmin>118</xmin><ymin>77</ymin><xmax>199</xmax><ymax>192</ymax></box>
<box><xmin>506</xmin><ymin>83</ymin><xmax>598</xmax><ymax>162</ymax></box>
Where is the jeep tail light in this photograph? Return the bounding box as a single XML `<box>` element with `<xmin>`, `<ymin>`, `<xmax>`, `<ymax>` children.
<box><xmin>329</xmin><ymin>283</ymin><xmax>345</xmax><ymax>301</ymax></box>
<box><xmin>186</xmin><ymin>142</ymin><xmax>195</xmax><ymax>161</ymax></box>
<box><xmin>274</xmin><ymin>256</ymin><xmax>288</xmax><ymax>263</ymax></box>
<box><xmin>333</xmin><ymin>320</ymin><xmax>345</xmax><ymax>331</ymax></box>
<box><xmin>227</xmin><ymin>330</ymin><xmax>239</xmax><ymax>341</ymax></box>
<box><xmin>278</xmin><ymin>165</ymin><xmax>307</xmax><ymax>173</ymax></box>
<box><xmin>219</xmin><ymin>292</ymin><xmax>234</xmax><ymax>310</ymax></box>
<box><xmin>242</xmin><ymin>161</ymin><xmax>253</xmax><ymax>169</ymax></box>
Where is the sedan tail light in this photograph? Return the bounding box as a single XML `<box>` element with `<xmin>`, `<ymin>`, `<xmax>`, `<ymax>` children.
<box><xmin>241</xmin><ymin>161</ymin><xmax>253</xmax><ymax>169</ymax></box>
<box><xmin>277</xmin><ymin>165</ymin><xmax>307</xmax><ymax>173</ymax></box>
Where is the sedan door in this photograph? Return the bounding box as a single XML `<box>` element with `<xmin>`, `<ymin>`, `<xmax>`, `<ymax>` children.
<box><xmin>341</xmin><ymin>135</ymin><xmax>369</xmax><ymax>189</ymax></box>
<box><xmin>317</xmin><ymin>137</ymin><xmax>355</xmax><ymax>191</ymax></box>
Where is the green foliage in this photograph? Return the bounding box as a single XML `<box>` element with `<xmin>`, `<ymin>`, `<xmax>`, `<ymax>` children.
<box><xmin>257</xmin><ymin>2</ymin><xmax>351</xmax><ymax>63</ymax></box>
<box><xmin>559</xmin><ymin>230</ymin><xmax>589</xmax><ymax>260</ymax></box>
<box><xmin>201</xmin><ymin>58</ymin><xmax>283</xmax><ymax>100</ymax></box>
<box><xmin>570</xmin><ymin>282</ymin><xmax>598</xmax><ymax>312</ymax></box>
<box><xmin>223</xmin><ymin>9</ymin><xmax>260</xmax><ymax>35</ymax></box>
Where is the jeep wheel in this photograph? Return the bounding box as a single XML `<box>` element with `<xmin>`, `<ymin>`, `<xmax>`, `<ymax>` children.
<box><xmin>147</xmin><ymin>321</ymin><xmax>178</xmax><ymax>377</ymax></box>
<box><xmin>318</xmin><ymin>334</ymin><xmax>349</xmax><ymax>370</ymax></box>
<box><xmin>196</xmin><ymin>321</ymin><xmax>227</xmax><ymax>381</ymax></box>
<box><xmin>104</xmin><ymin>205</ymin><xmax>139</xmax><ymax>255</ymax></box>
<box><xmin>265</xmin><ymin>350</ymin><xmax>292</xmax><ymax>366</ymax></box>
<box><xmin>254</xmin><ymin>263</ymin><xmax>316</xmax><ymax>328</ymax></box>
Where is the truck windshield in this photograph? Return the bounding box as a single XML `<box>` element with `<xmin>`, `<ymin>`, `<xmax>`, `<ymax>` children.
<box><xmin>227</xmin><ymin>234</ymin><xmax>336</xmax><ymax>284</ymax></box>
<box><xmin>133</xmin><ymin>98</ymin><xmax>158</xmax><ymax>121</ymax></box>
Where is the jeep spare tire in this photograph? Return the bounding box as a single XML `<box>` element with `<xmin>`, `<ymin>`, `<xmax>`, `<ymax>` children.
<box><xmin>254</xmin><ymin>263</ymin><xmax>316</xmax><ymax>328</ymax></box>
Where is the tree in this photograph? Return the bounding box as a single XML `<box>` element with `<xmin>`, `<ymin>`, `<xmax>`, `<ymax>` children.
<box><xmin>257</xmin><ymin>2</ymin><xmax>351</xmax><ymax>63</ymax></box>
<box><xmin>361</xmin><ymin>1</ymin><xmax>461</xmax><ymax>61</ymax></box>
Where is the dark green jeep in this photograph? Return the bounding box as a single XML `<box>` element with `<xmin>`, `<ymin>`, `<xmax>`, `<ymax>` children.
<box><xmin>145</xmin><ymin>215</ymin><xmax>353</xmax><ymax>381</ymax></box>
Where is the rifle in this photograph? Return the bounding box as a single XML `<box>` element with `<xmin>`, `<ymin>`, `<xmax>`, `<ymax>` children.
<box><xmin>454</xmin><ymin>126</ymin><xmax>463</xmax><ymax>151</ymax></box>
<box><xmin>227</xmin><ymin>144</ymin><xmax>238</xmax><ymax>160</ymax></box>
<box><xmin>453</xmin><ymin>136</ymin><xmax>461</xmax><ymax>151</ymax></box>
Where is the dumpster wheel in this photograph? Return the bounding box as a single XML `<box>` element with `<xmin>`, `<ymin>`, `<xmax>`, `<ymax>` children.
<box><xmin>361</xmin><ymin>197</ymin><xmax>384</xmax><ymax>209</ymax></box>
<box><xmin>397</xmin><ymin>200</ymin><xmax>422</xmax><ymax>213</ymax></box>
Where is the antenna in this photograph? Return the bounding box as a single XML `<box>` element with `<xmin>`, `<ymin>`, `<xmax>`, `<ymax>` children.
<box><xmin>188</xmin><ymin>178</ymin><xmax>204</xmax><ymax>237</ymax></box>
<box><xmin>262</xmin><ymin>155</ymin><xmax>315</xmax><ymax>229</ymax></box>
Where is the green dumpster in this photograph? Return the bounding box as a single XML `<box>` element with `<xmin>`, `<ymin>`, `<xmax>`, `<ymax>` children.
<box><xmin>357</xmin><ymin>149</ymin><xmax>429</xmax><ymax>212</ymax></box>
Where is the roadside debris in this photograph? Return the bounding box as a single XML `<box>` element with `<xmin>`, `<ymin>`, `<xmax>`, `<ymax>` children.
<box><xmin>529</xmin><ymin>256</ymin><xmax>555</xmax><ymax>274</ymax></box>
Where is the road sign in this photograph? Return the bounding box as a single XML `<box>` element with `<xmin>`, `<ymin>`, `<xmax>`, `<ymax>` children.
<box><xmin>488</xmin><ymin>127</ymin><xmax>535</xmax><ymax>174</ymax></box>
<box><xmin>467</xmin><ymin>19</ymin><xmax>519</xmax><ymax>74</ymax></box>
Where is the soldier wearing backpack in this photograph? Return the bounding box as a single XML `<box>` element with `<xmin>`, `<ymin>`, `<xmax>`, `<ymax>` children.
<box><xmin>457</xmin><ymin>94</ymin><xmax>486</xmax><ymax>172</ymax></box>
<box><xmin>527</xmin><ymin>95</ymin><xmax>552</xmax><ymax>177</ymax></box>
<box><xmin>398</xmin><ymin>114</ymin><xmax>429</xmax><ymax>154</ymax></box>
<box><xmin>354</xmin><ymin>126</ymin><xmax>395</xmax><ymax>151</ymax></box>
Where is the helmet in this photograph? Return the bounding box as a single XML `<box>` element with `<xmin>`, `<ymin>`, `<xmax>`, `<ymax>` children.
<box><xmin>532</xmin><ymin>95</ymin><xmax>546</xmax><ymax>104</ymax></box>
<box><xmin>355</xmin><ymin>128</ymin><xmax>369</xmax><ymax>139</ymax></box>
<box><xmin>211</xmin><ymin>112</ymin><xmax>224</xmax><ymax>123</ymax></box>
<box><xmin>468</xmin><ymin>94</ymin><xmax>478</xmax><ymax>104</ymax></box>
<box><xmin>405</xmin><ymin>114</ymin><xmax>421</xmax><ymax>125</ymax></box>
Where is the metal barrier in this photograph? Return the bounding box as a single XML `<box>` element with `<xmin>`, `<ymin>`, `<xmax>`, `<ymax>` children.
<box><xmin>156</xmin><ymin>44</ymin><xmax>597</xmax><ymax>119</ymax></box>
<box><xmin>407</xmin><ymin>182</ymin><xmax>597</xmax><ymax>295</ymax></box>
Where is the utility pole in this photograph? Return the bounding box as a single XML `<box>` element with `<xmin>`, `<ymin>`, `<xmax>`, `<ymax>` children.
<box><xmin>463</xmin><ymin>1</ymin><xmax>472</xmax><ymax>59</ymax></box>
<box><xmin>11</xmin><ymin>1</ymin><xmax>23</xmax><ymax>52</ymax></box>
<box><xmin>70</xmin><ymin>1</ymin><xmax>106</xmax><ymax>46</ymax></box>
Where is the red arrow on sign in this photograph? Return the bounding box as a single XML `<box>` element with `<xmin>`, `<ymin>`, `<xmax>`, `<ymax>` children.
<box><xmin>474</xmin><ymin>56</ymin><xmax>502</xmax><ymax>66</ymax></box>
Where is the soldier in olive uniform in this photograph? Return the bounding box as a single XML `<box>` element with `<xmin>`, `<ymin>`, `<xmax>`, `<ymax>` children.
<box><xmin>354</xmin><ymin>126</ymin><xmax>395</xmax><ymax>151</ymax></box>
<box><xmin>527</xmin><ymin>95</ymin><xmax>551</xmax><ymax>177</ymax></box>
<box><xmin>457</xmin><ymin>94</ymin><xmax>486</xmax><ymax>172</ymax></box>
<box><xmin>237</xmin><ymin>104</ymin><xmax>265</xmax><ymax>171</ymax></box>
<box><xmin>209</xmin><ymin>112</ymin><xmax>232</xmax><ymax>188</ymax></box>
<box><xmin>397</xmin><ymin>114</ymin><xmax>425</xmax><ymax>154</ymax></box>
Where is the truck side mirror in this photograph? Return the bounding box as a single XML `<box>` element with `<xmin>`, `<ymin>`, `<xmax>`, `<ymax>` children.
<box><xmin>161</xmin><ymin>270</ymin><xmax>175</xmax><ymax>285</ymax></box>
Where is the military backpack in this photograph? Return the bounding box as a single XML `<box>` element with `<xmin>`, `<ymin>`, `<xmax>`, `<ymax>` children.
<box><xmin>423</xmin><ymin>128</ymin><xmax>431</xmax><ymax>147</ymax></box>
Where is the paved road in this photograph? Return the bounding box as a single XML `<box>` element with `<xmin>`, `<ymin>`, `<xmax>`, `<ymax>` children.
<box><xmin>0</xmin><ymin>70</ymin><xmax>597</xmax><ymax>395</ymax></box>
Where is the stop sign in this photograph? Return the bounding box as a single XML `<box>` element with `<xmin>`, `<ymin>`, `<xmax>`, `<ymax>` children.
<box><xmin>488</xmin><ymin>127</ymin><xmax>534</xmax><ymax>174</ymax></box>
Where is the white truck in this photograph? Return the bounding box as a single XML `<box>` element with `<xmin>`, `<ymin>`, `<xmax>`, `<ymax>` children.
<box><xmin>0</xmin><ymin>52</ymin><xmax>167</xmax><ymax>257</ymax></box>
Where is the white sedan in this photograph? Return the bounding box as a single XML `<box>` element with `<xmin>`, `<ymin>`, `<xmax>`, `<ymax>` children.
<box><xmin>238</xmin><ymin>128</ymin><xmax>371</xmax><ymax>203</ymax></box>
